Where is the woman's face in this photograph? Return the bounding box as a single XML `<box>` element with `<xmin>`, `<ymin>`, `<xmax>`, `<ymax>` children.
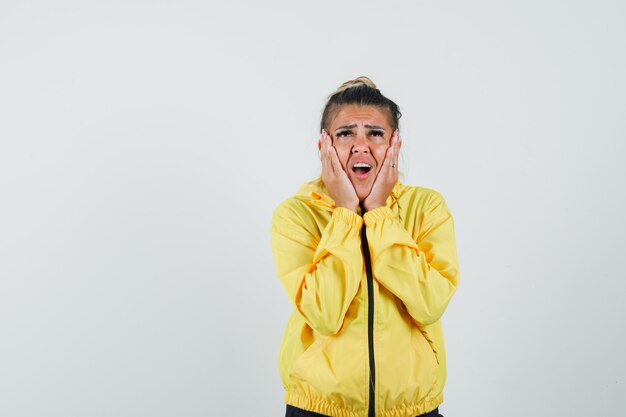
<box><xmin>327</xmin><ymin>105</ymin><xmax>394</xmax><ymax>201</ymax></box>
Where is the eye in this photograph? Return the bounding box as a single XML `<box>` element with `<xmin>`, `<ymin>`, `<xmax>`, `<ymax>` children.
<box><xmin>370</xmin><ymin>130</ymin><xmax>385</xmax><ymax>137</ymax></box>
<box><xmin>336</xmin><ymin>130</ymin><xmax>353</xmax><ymax>138</ymax></box>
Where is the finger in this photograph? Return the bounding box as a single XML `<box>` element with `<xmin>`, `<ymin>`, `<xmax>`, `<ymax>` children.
<box><xmin>395</xmin><ymin>131</ymin><xmax>401</xmax><ymax>151</ymax></box>
<box><xmin>390</xmin><ymin>129</ymin><xmax>398</xmax><ymax>147</ymax></box>
<box><xmin>325</xmin><ymin>133</ymin><xmax>344</xmax><ymax>175</ymax></box>
<box><xmin>385</xmin><ymin>151</ymin><xmax>397</xmax><ymax>175</ymax></box>
<box><xmin>394</xmin><ymin>129</ymin><xmax>400</xmax><ymax>150</ymax></box>
<box><xmin>319</xmin><ymin>133</ymin><xmax>327</xmax><ymax>160</ymax></box>
<box><xmin>320</xmin><ymin>133</ymin><xmax>333</xmax><ymax>176</ymax></box>
<box><xmin>321</xmin><ymin>132</ymin><xmax>335</xmax><ymax>175</ymax></box>
<box><xmin>391</xmin><ymin>129</ymin><xmax>399</xmax><ymax>150</ymax></box>
<box><xmin>383</xmin><ymin>137</ymin><xmax>395</xmax><ymax>171</ymax></box>
<box><xmin>322</xmin><ymin>132</ymin><xmax>332</xmax><ymax>160</ymax></box>
<box><xmin>387</xmin><ymin>131</ymin><xmax>397</xmax><ymax>171</ymax></box>
<box><xmin>390</xmin><ymin>130</ymin><xmax>400</xmax><ymax>171</ymax></box>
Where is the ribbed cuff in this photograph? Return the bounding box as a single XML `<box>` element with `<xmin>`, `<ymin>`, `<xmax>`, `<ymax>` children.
<box><xmin>363</xmin><ymin>206</ymin><xmax>393</xmax><ymax>226</ymax></box>
<box><xmin>332</xmin><ymin>207</ymin><xmax>363</xmax><ymax>228</ymax></box>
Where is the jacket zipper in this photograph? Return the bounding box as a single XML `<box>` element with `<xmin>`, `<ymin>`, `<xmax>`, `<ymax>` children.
<box><xmin>360</xmin><ymin>203</ymin><xmax>376</xmax><ymax>417</ymax></box>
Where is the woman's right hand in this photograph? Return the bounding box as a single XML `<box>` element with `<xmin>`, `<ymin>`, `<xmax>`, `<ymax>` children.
<box><xmin>319</xmin><ymin>130</ymin><xmax>359</xmax><ymax>213</ymax></box>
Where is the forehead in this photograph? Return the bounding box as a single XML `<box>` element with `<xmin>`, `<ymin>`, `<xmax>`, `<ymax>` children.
<box><xmin>330</xmin><ymin>105</ymin><xmax>392</xmax><ymax>128</ymax></box>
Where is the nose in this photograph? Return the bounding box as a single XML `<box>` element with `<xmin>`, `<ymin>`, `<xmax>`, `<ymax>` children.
<box><xmin>351</xmin><ymin>133</ymin><xmax>369</xmax><ymax>154</ymax></box>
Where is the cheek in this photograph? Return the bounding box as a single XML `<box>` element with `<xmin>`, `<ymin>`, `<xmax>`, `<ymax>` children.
<box><xmin>334</xmin><ymin>146</ymin><xmax>351</xmax><ymax>168</ymax></box>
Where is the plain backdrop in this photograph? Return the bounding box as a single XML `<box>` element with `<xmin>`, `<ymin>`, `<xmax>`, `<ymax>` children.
<box><xmin>1</xmin><ymin>1</ymin><xmax>625</xmax><ymax>416</ymax></box>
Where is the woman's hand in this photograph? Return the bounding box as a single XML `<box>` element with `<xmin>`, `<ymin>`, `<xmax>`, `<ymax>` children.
<box><xmin>319</xmin><ymin>130</ymin><xmax>359</xmax><ymax>213</ymax></box>
<box><xmin>363</xmin><ymin>130</ymin><xmax>401</xmax><ymax>212</ymax></box>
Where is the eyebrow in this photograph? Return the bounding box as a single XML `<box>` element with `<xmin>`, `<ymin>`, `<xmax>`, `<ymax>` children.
<box><xmin>334</xmin><ymin>124</ymin><xmax>386</xmax><ymax>132</ymax></box>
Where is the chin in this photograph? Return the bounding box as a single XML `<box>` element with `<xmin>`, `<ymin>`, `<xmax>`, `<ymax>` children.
<box><xmin>355</xmin><ymin>187</ymin><xmax>373</xmax><ymax>203</ymax></box>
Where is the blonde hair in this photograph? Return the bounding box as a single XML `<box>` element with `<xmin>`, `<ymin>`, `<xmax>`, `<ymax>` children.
<box><xmin>331</xmin><ymin>76</ymin><xmax>378</xmax><ymax>96</ymax></box>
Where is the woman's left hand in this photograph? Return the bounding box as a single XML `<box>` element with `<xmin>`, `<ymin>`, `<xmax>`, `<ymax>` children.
<box><xmin>363</xmin><ymin>130</ymin><xmax>401</xmax><ymax>212</ymax></box>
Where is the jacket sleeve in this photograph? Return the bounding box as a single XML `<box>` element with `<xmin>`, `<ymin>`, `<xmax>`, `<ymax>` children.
<box><xmin>270</xmin><ymin>203</ymin><xmax>364</xmax><ymax>336</ymax></box>
<box><xmin>363</xmin><ymin>192</ymin><xmax>459</xmax><ymax>326</ymax></box>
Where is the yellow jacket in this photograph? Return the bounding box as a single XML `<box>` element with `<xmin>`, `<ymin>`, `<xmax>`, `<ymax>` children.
<box><xmin>270</xmin><ymin>179</ymin><xmax>459</xmax><ymax>417</ymax></box>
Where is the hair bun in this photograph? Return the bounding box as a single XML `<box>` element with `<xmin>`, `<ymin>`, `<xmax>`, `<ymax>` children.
<box><xmin>332</xmin><ymin>76</ymin><xmax>377</xmax><ymax>96</ymax></box>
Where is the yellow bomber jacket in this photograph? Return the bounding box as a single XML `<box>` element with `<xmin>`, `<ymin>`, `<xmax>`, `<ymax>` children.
<box><xmin>270</xmin><ymin>179</ymin><xmax>459</xmax><ymax>417</ymax></box>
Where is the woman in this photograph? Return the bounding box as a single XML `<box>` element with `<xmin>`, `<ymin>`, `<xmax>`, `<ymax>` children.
<box><xmin>270</xmin><ymin>77</ymin><xmax>459</xmax><ymax>417</ymax></box>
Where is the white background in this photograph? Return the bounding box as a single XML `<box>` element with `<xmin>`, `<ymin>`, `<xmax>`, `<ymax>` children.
<box><xmin>1</xmin><ymin>1</ymin><xmax>625</xmax><ymax>416</ymax></box>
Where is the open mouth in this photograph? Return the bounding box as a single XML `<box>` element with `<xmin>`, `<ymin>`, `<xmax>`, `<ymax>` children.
<box><xmin>352</xmin><ymin>162</ymin><xmax>372</xmax><ymax>176</ymax></box>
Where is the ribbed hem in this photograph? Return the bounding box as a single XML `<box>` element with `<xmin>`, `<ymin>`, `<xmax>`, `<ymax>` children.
<box><xmin>284</xmin><ymin>390</ymin><xmax>443</xmax><ymax>417</ymax></box>
<box><xmin>378</xmin><ymin>394</ymin><xmax>443</xmax><ymax>417</ymax></box>
<box><xmin>333</xmin><ymin>207</ymin><xmax>363</xmax><ymax>228</ymax></box>
<box><xmin>363</xmin><ymin>206</ymin><xmax>393</xmax><ymax>226</ymax></box>
<box><xmin>285</xmin><ymin>390</ymin><xmax>361</xmax><ymax>417</ymax></box>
